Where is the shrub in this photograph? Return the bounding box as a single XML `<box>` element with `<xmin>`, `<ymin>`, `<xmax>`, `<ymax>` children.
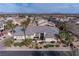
<box><xmin>44</xmin><ymin>45</ymin><xmax>49</xmax><ymax>48</ymax></box>
<box><xmin>63</xmin><ymin>45</ymin><xmax>67</xmax><ymax>47</ymax></box>
<box><xmin>4</xmin><ymin>39</ymin><xmax>14</xmax><ymax>47</ymax></box>
<box><xmin>44</xmin><ymin>44</ymin><xmax>54</xmax><ymax>48</ymax></box>
<box><xmin>14</xmin><ymin>42</ymin><xmax>24</xmax><ymax>47</ymax></box>
<box><xmin>57</xmin><ymin>41</ymin><xmax>61</xmax><ymax>44</ymax></box>
<box><xmin>51</xmin><ymin>41</ymin><xmax>55</xmax><ymax>43</ymax></box>
<box><xmin>39</xmin><ymin>42</ymin><xmax>44</xmax><ymax>44</ymax></box>
<box><xmin>55</xmin><ymin>45</ymin><xmax>60</xmax><ymax>47</ymax></box>
<box><xmin>48</xmin><ymin>45</ymin><xmax>54</xmax><ymax>47</ymax></box>
<box><xmin>61</xmin><ymin>40</ymin><xmax>66</xmax><ymax>44</ymax></box>
<box><xmin>77</xmin><ymin>45</ymin><xmax>79</xmax><ymax>47</ymax></box>
<box><xmin>22</xmin><ymin>38</ymin><xmax>32</xmax><ymax>46</ymax></box>
<box><xmin>14</xmin><ymin>43</ymin><xmax>18</xmax><ymax>47</ymax></box>
<box><xmin>39</xmin><ymin>47</ymin><xmax>42</xmax><ymax>49</ymax></box>
<box><xmin>35</xmin><ymin>46</ymin><xmax>39</xmax><ymax>49</ymax></box>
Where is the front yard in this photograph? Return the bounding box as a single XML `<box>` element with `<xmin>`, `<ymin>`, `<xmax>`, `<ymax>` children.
<box><xmin>3</xmin><ymin>37</ymin><xmax>71</xmax><ymax>49</ymax></box>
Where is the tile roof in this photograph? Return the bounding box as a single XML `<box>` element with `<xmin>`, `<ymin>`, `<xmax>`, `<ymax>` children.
<box><xmin>14</xmin><ymin>26</ymin><xmax>59</xmax><ymax>38</ymax></box>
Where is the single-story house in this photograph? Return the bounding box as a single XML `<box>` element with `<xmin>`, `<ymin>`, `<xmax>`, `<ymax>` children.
<box><xmin>33</xmin><ymin>18</ymin><xmax>56</xmax><ymax>27</ymax></box>
<box><xmin>13</xmin><ymin>26</ymin><xmax>59</xmax><ymax>42</ymax></box>
<box><xmin>0</xmin><ymin>20</ymin><xmax>5</xmax><ymax>30</ymax></box>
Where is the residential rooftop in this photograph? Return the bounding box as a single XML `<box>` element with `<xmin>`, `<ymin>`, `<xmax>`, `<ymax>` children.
<box><xmin>14</xmin><ymin>26</ymin><xmax>59</xmax><ymax>36</ymax></box>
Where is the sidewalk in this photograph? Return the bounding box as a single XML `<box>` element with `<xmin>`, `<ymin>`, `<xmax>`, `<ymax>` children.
<box><xmin>0</xmin><ymin>47</ymin><xmax>72</xmax><ymax>51</ymax></box>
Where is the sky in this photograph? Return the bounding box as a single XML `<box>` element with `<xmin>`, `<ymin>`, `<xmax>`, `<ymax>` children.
<box><xmin>0</xmin><ymin>3</ymin><xmax>79</xmax><ymax>14</ymax></box>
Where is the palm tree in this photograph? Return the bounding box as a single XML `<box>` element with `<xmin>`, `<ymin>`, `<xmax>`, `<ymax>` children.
<box><xmin>35</xmin><ymin>20</ymin><xmax>38</xmax><ymax>26</ymax></box>
<box><xmin>58</xmin><ymin>22</ymin><xmax>67</xmax><ymax>31</ymax></box>
<box><xmin>4</xmin><ymin>20</ymin><xmax>16</xmax><ymax>38</ymax></box>
<box><xmin>48</xmin><ymin>16</ymin><xmax>52</xmax><ymax>21</ymax></box>
<box><xmin>59</xmin><ymin>31</ymin><xmax>68</xmax><ymax>40</ymax></box>
<box><xmin>4</xmin><ymin>38</ymin><xmax>14</xmax><ymax>47</ymax></box>
<box><xmin>32</xmin><ymin>16</ymin><xmax>38</xmax><ymax>26</ymax></box>
<box><xmin>66</xmin><ymin>35</ymin><xmax>74</xmax><ymax>46</ymax></box>
<box><xmin>58</xmin><ymin>31</ymin><xmax>70</xmax><ymax>44</ymax></box>
<box><xmin>21</xmin><ymin>18</ymin><xmax>31</xmax><ymax>39</ymax></box>
<box><xmin>22</xmin><ymin>38</ymin><xmax>32</xmax><ymax>47</ymax></box>
<box><xmin>32</xmin><ymin>16</ymin><xmax>36</xmax><ymax>24</ymax></box>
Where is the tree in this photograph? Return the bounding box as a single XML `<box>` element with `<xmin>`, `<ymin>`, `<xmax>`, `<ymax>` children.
<box><xmin>21</xmin><ymin>18</ymin><xmax>31</xmax><ymax>39</ymax></box>
<box><xmin>58</xmin><ymin>31</ymin><xmax>70</xmax><ymax>45</ymax></box>
<box><xmin>32</xmin><ymin>16</ymin><xmax>36</xmax><ymax>24</ymax></box>
<box><xmin>4</xmin><ymin>39</ymin><xmax>14</xmax><ymax>47</ymax></box>
<box><xmin>59</xmin><ymin>31</ymin><xmax>69</xmax><ymax>40</ymax></box>
<box><xmin>22</xmin><ymin>38</ymin><xmax>32</xmax><ymax>47</ymax></box>
<box><xmin>35</xmin><ymin>21</ymin><xmax>38</xmax><ymax>26</ymax></box>
<box><xmin>4</xmin><ymin>20</ymin><xmax>16</xmax><ymax>38</ymax></box>
<box><xmin>4</xmin><ymin>20</ymin><xmax>16</xmax><ymax>30</ymax></box>
<box><xmin>57</xmin><ymin>22</ymin><xmax>67</xmax><ymax>31</ymax></box>
<box><xmin>66</xmin><ymin>35</ymin><xmax>74</xmax><ymax>46</ymax></box>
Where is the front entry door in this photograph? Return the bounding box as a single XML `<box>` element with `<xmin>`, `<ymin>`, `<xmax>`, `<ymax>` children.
<box><xmin>40</xmin><ymin>33</ymin><xmax>45</xmax><ymax>40</ymax></box>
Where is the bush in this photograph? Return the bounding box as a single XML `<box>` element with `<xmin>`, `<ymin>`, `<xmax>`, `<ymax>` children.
<box><xmin>55</xmin><ymin>45</ymin><xmax>60</xmax><ymax>47</ymax></box>
<box><xmin>44</xmin><ymin>44</ymin><xmax>54</xmax><ymax>48</ymax></box>
<box><xmin>14</xmin><ymin>43</ymin><xmax>18</xmax><ymax>47</ymax></box>
<box><xmin>4</xmin><ymin>39</ymin><xmax>14</xmax><ymax>47</ymax></box>
<box><xmin>22</xmin><ymin>38</ymin><xmax>32</xmax><ymax>46</ymax></box>
<box><xmin>57</xmin><ymin>41</ymin><xmax>61</xmax><ymax>44</ymax></box>
<box><xmin>51</xmin><ymin>41</ymin><xmax>55</xmax><ymax>43</ymax></box>
<box><xmin>61</xmin><ymin>40</ymin><xmax>66</xmax><ymax>44</ymax></box>
<box><xmin>14</xmin><ymin>42</ymin><xmax>24</xmax><ymax>47</ymax></box>
<box><xmin>77</xmin><ymin>45</ymin><xmax>79</xmax><ymax>47</ymax></box>
<box><xmin>44</xmin><ymin>45</ymin><xmax>48</xmax><ymax>48</ymax></box>
<box><xmin>47</xmin><ymin>45</ymin><xmax>54</xmax><ymax>47</ymax></box>
<box><xmin>39</xmin><ymin>47</ymin><xmax>42</xmax><ymax>49</ymax></box>
<box><xmin>35</xmin><ymin>46</ymin><xmax>39</xmax><ymax>49</ymax></box>
<box><xmin>63</xmin><ymin>45</ymin><xmax>67</xmax><ymax>47</ymax></box>
<box><xmin>39</xmin><ymin>42</ymin><xmax>44</xmax><ymax>44</ymax></box>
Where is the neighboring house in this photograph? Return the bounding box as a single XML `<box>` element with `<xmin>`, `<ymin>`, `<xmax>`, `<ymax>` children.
<box><xmin>0</xmin><ymin>20</ymin><xmax>5</xmax><ymax>30</ymax></box>
<box><xmin>0</xmin><ymin>16</ymin><xmax>5</xmax><ymax>30</ymax></box>
<box><xmin>5</xmin><ymin>16</ymin><xmax>26</xmax><ymax>25</ymax></box>
<box><xmin>13</xmin><ymin>26</ymin><xmax>59</xmax><ymax>42</ymax></box>
<box><xmin>51</xmin><ymin>17</ymin><xmax>70</xmax><ymax>22</ymax></box>
<box><xmin>5</xmin><ymin>17</ymin><xmax>17</xmax><ymax>24</ymax></box>
<box><xmin>69</xmin><ymin>18</ymin><xmax>79</xmax><ymax>24</ymax></box>
<box><xmin>34</xmin><ymin>18</ymin><xmax>56</xmax><ymax>27</ymax></box>
<box><xmin>66</xmin><ymin>22</ymin><xmax>79</xmax><ymax>37</ymax></box>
